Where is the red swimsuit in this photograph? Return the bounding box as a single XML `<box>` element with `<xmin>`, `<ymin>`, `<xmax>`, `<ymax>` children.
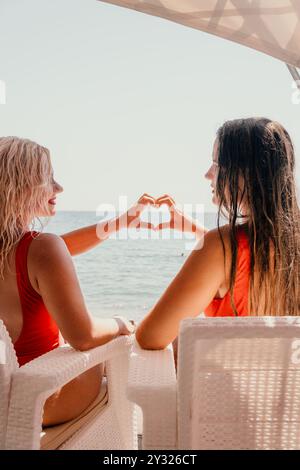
<box><xmin>13</xmin><ymin>231</ymin><xmax>60</xmax><ymax>366</ymax></box>
<box><xmin>204</xmin><ymin>225</ymin><xmax>250</xmax><ymax>317</ymax></box>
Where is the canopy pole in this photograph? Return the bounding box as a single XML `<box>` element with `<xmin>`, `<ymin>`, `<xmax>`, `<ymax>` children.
<box><xmin>286</xmin><ymin>64</ymin><xmax>300</xmax><ymax>90</ymax></box>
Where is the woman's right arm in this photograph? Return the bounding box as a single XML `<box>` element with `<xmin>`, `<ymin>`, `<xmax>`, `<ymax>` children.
<box><xmin>30</xmin><ymin>233</ymin><xmax>133</xmax><ymax>351</ymax></box>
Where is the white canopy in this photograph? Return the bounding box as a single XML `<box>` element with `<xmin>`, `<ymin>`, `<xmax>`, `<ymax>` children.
<box><xmin>99</xmin><ymin>0</ymin><xmax>300</xmax><ymax>68</ymax></box>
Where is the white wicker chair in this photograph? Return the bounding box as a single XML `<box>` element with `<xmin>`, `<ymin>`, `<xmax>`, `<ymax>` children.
<box><xmin>0</xmin><ymin>320</ymin><xmax>138</xmax><ymax>450</ymax></box>
<box><xmin>0</xmin><ymin>320</ymin><xmax>19</xmax><ymax>449</ymax></box>
<box><xmin>128</xmin><ymin>316</ymin><xmax>300</xmax><ymax>450</ymax></box>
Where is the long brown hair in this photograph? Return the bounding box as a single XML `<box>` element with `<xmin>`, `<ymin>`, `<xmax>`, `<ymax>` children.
<box><xmin>215</xmin><ymin>117</ymin><xmax>300</xmax><ymax>316</ymax></box>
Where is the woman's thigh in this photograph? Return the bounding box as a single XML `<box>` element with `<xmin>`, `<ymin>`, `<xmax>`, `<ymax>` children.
<box><xmin>42</xmin><ymin>364</ymin><xmax>103</xmax><ymax>427</ymax></box>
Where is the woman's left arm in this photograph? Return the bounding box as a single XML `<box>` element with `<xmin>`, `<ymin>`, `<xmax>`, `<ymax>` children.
<box><xmin>60</xmin><ymin>221</ymin><xmax>114</xmax><ymax>256</ymax></box>
<box><xmin>61</xmin><ymin>194</ymin><xmax>155</xmax><ymax>256</ymax></box>
<box><xmin>135</xmin><ymin>227</ymin><xmax>226</xmax><ymax>350</ymax></box>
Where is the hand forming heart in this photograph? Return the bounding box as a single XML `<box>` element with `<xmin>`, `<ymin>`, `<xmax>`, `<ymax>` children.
<box><xmin>97</xmin><ymin>194</ymin><xmax>205</xmax><ymax>243</ymax></box>
<box><xmin>139</xmin><ymin>198</ymin><xmax>171</xmax><ymax>230</ymax></box>
<box><xmin>139</xmin><ymin>194</ymin><xmax>182</xmax><ymax>232</ymax></box>
<box><xmin>132</xmin><ymin>193</ymin><xmax>201</xmax><ymax>234</ymax></box>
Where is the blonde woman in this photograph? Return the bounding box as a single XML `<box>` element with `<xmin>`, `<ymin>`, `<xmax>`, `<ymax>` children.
<box><xmin>0</xmin><ymin>136</ymin><xmax>153</xmax><ymax>426</ymax></box>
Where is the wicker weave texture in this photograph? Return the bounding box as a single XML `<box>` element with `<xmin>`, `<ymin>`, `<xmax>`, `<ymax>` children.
<box><xmin>127</xmin><ymin>341</ymin><xmax>177</xmax><ymax>450</ymax></box>
<box><xmin>127</xmin><ymin>317</ymin><xmax>300</xmax><ymax>450</ymax></box>
<box><xmin>4</xmin><ymin>334</ymin><xmax>137</xmax><ymax>450</ymax></box>
<box><xmin>0</xmin><ymin>321</ymin><xmax>18</xmax><ymax>449</ymax></box>
<box><xmin>178</xmin><ymin>317</ymin><xmax>300</xmax><ymax>450</ymax></box>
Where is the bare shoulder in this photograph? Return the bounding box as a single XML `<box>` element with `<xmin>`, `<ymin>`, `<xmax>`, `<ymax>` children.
<box><xmin>25</xmin><ymin>233</ymin><xmax>69</xmax><ymax>295</ymax></box>
<box><xmin>30</xmin><ymin>232</ymin><xmax>67</xmax><ymax>251</ymax></box>
<box><xmin>31</xmin><ymin>232</ymin><xmax>63</xmax><ymax>243</ymax></box>
<box><xmin>182</xmin><ymin>225</ymin><xmax>231</xmax><ymax>276</ymax></box>
<box><xmin>199</xmin><ymin>224</ymin><xmax>232</xmax><ymax>277</ymax></box>
<box><xmin>200</xmin><ymin>224</ymin><xmax>231</xmax><ymax>253</ymax></box>
<box><xmin>208</xmin><ymin>223</ymin><xmax>246</xmax><ymax>253</ymax></box>
<box><xmin>28</xmin><ymin>232</ymin><xmax>70</xmax><ymax>267</ymax></box>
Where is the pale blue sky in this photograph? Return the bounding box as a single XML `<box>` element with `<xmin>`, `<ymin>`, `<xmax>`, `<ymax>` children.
<box><xmin>0</xmin><ymin>0</ymin><xmax>299</xmax><ymax>212</ymax></box>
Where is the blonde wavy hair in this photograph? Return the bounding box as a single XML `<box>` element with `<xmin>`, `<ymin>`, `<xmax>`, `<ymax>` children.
<box><xmin>0</xmin><ymin>136</ymin><xmax>53</xmax><ymax>279</ymax></box>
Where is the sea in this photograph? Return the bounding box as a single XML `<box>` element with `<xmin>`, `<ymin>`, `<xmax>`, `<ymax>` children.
<box><xmin>43</xmin><ymin>211</ymin><xmax>225</xmax><ymax>322</ymax></box>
